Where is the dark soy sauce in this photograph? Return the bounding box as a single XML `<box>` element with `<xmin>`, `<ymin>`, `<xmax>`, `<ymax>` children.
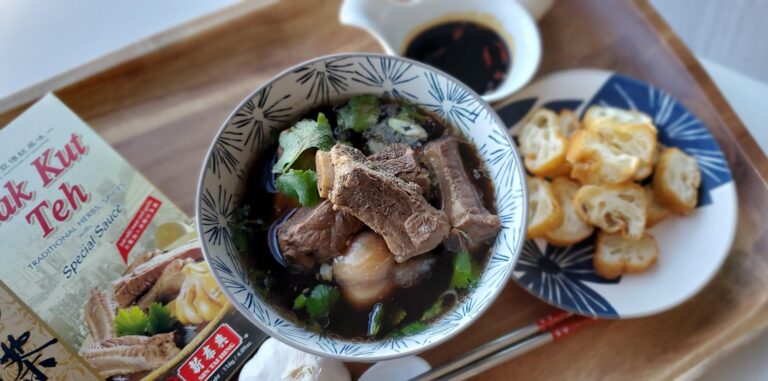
<box><xmin>404</xmin><ymin>21</ymin><xmax>511</xmax><ymax>95</ymax></box>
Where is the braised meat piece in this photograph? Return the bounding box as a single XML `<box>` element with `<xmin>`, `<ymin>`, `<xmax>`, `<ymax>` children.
<box><xmin>277</xmin><ymin>200</ymin><xmax>364</xmax><ymax>270</ymax></box>
<box><xmin>422</xmin><ymin>136</ymin><xmax>501</xmax><ymax>246</ymax></box>
<box><xmin>316</xmin><ymin>144</ymin><xmax>450</xmax><ymax>262</ymax></box>
<box><xmin>111</xmin><ymin>241</ymin><xmax>203</xmax><ymax>307</ymax></box>
<box><xmin>368</xmin><ymin>144</ymin><xmax>431</xmax><ymax>194</ymax></box>
<box><xmin>318</xmin><ymin>143</ymin><xmax>430</xmax><ymax>197</ymax></box>
<box><xmin>137</xmin><ymin>258</ymin><xmax>193</xmax><ymax>309</ymax></box>
<box><xmin>80</xmin><ymin>332</ymin><xmax>180</xmax><ymax>378</ymax></box>
<box><xmin>280</xmin><ymin>144</ymin><xmax>426</xmax><ymax>271</ymax></box>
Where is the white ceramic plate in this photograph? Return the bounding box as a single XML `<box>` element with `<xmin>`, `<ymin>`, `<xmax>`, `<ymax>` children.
<box><xmin>496</xmin><ymin>69</ymin><xmax>737</xmax><ymax>318</ymax></box>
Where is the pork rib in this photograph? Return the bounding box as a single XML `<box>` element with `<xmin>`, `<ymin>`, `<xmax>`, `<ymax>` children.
<box><xmin>367</xmin><ymin>144</ymin><xmax>431</xmax><ymax>194</ymax></box>
<box><xmin>317</xmin><ymin>144</ymin><xmax>450</xmax><ymax>262</ymax></box>
<box><xmin>137</xmin><ymin>258</ymin><xmax>193</xmax><ymax>309</ymax></box>
<box><xmin>80</xmin><ymin>333</ymin><xmax>180</xmax><ymax>378</ymax></box>
<box><xmin>84</xmin><ymin>288</ymin><xmax>117</xmax><ymax>342</ymax></box>
<box><xmin>277</xmin><ymin>200</ymin><xmax>364</xmax><ymax>270</ymax></box>
<box><xmin>422</xmin><ymin>136</ymin><xmax>501</xmax><ymax>246</ymax></box>
<box><xmin>112</xmin><ymin>240</ymin><xmax>202</xmax><ymax>307</ymax></box>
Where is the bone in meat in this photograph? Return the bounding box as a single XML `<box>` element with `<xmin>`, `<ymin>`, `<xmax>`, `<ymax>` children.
<box><xmin>136</xmin><ymin>258</ymin><xmax>193</xmax><ymax>309</ymax></box>
<box><xmin>112</xmin><ymin>240</ymin><xmax>202</xmax><ymax>307</ymax></box>
<box><xmin>422</xmin><ymin>136</ymin><xmax>501</xmax><ymax>246</ymax></box>
<box><xmin>317</xmin><ymin>145</ymin><xmax>450</xmax><ymax>262</ymax></box>
<box><xmin>367</xmin><ymin>144</ymin><xmax>431</xmax><ymax>194</ymax></box>
<box><xmin>277</xmin><ymin>200</ymin><xmax>364</xmax><ymax>270</ymax></box>
<box><xmin>80</xmin><ymin>333</ymin><xmax>180</xmax><ymax>378</ymax></box>
<box><xmin>84</xmin><ymin>288</ymin><xmax>117</xmax><ymax>342</ymax></box>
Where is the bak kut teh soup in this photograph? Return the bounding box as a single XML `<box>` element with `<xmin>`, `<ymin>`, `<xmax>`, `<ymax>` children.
<box><xmin>233</xmin><ymin>95</ymin><xmax>501</xmax><ymax>340</ymax></box>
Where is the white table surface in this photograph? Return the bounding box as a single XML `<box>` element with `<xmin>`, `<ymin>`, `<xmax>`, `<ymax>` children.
<box><xmin>2</xmin><ymin>2</ymin><xmax>768</xmax><ymax>380</ymax></box>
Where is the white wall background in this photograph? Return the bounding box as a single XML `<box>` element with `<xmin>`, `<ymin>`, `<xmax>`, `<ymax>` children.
<box><xmin>651</xmin><ymin>0</ymin><xmax>768</xmax><ymax>83</ymax></box>
<box><xmin>0</xmin><ymin>0</ymin><xmax>237</xmax><ymax>98</ymax></box>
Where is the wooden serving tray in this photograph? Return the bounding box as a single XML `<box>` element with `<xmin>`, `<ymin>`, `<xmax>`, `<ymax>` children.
<box><xmin>3</xmin><ymin>0</ymin><xmax>768</xmax><ymax>379</ymax></box>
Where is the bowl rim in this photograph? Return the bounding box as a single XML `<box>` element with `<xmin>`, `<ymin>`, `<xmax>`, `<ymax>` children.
<box><xmin>195</xmin><ymin>52</ymin><xmax>528</xmax><ymax>361</ymax></box>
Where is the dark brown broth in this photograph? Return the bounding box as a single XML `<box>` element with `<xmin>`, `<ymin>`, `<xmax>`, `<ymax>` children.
<box><xmin>404</xmin><ymin>21</ymin><xmax>511</xmax><ymax>95</ymax></box>
<box><xmin>238</xmin><ymin>100</ymin><xmax>497</xmax><ymax>340</ymax></box>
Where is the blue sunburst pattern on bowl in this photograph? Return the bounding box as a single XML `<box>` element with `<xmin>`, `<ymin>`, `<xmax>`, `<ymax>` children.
<box><xmin>498</xmin><ymin>72</ymin><xmax>734</xmax><ymax>318</ymax></box>
<box><xmin>197</xmin><ymin>54</ymin><xmax>527</xmax><ymax>360</ymax></box>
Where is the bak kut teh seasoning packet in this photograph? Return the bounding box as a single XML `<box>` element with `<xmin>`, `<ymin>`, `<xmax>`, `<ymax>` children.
<box><xmin>0</xmin><ymin>94</ymin><xmax>267</xmax><ymax>381</ymax></box>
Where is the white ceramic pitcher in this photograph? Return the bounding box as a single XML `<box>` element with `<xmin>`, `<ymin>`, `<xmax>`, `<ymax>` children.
<box><xmin>339</xmin><ymin>0</ymin><xmax>550</xmax><ymax>102</ymax></box>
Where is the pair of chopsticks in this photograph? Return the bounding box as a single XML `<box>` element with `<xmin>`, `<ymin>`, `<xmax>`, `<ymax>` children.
<box><xmin>410</xmin><ymin>311</ymin><xmax>597</xmax><ymax>381</ymax></box>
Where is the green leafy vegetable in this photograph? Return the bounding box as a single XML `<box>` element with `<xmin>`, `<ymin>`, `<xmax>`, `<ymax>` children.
<box><xmin>276</xmin><ymin>169</ymin><xmax>320</xmax><ymax>207</ymax></box>
<box><xmin>115</xmin><ymin>304</ymin><xmax>177</xmax><ymax>337</ymax></box>
<box><xmin>450</xmin><ymin>251</ymin><xmax>481</xmax><ymax>289</ymax></box>
<box><xmin>272</xmin><ymin>113</ymin><xmax>334</xmax><ymax>173</ymax></box>
<box><xmin>367</xmin><ymin>303</ymin><xmax>384</xmax><ymax>337</ymax></box>
<box><xmin>293</xmin><ymin>294</ymin><xmax>307</xmax><ymax>310</ymax></box>
<box><xmin>146</xmin><ymin>302</ymin><xmax>176</xmax><ymax>335</ymax></box>
<box><xmin>306</xmin><ymin>284</ymin><xmax>340</xmax><ymax>319</ymax></box>
<box><xmin>115</xmin><ymin>306</ymin><xmax>149</xmax><ymax>337</ymax></box>
<box><xmin>399</xmin><ymin>321</ymin><xmax>428</xmax><ymax>335</ymax></box>
<box><xmin>294</xmin><ymin>284</ymin><xmax>341</xmax><ymax>320</ymax></box>
<box><xmin>337</xmin><ymin>95</ymin><xmax>380</xmax><ymax>132</ymax></box>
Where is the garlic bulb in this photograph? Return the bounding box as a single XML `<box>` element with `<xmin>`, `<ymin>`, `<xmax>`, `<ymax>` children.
<box><xmin>173</xmin><ymin>262</ymin><xmax>228</xmax><ymax>324</ymax></box>
<box><xmin>239</xmin><ymin>338</ymin><xmax>350</xmax><ymax>381</ymax></box>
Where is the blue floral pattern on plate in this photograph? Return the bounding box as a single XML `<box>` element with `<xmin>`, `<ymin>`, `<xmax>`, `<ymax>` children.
<box><xmin>498</xmin><ymin>71</ymin><xmax>735</xmax><ymax>318</ymax></box>
<box><xmin>586</xmin><ymin>75</ymin><xmax>731</xmax><ymax>206</ymax></box>
<box><xmin>197</xmin><ymin>54</ymin><xmax>527</xmax><ymax>360</ymax></box>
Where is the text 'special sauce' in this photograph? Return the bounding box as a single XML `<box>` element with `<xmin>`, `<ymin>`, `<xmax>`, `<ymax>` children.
<box><xmin>404</xmin><ymin>21</ymin><xmax>511</xmax><ymax>95</ymax></box>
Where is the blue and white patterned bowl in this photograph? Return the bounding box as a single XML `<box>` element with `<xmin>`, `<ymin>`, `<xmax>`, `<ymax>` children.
<box><xmin>497</xmin><ymin>69</ymin><xmax>738</xmax><ymax>319</ymax></box>
<box><xmin>196</xmin><ymin>53</ymin><xmax>527</xmax><ymax>360</ymax></box>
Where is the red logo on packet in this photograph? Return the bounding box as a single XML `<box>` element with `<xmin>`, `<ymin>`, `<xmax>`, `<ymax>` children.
<box><xmin>178</xmin><ymin>324</ymin><xmax>243</xmax><ymax>381</ymax></box>
<box><xmin>116</xmin><ymin>195</ymin><xmax>162</xmax><ymax>263</ymax></box>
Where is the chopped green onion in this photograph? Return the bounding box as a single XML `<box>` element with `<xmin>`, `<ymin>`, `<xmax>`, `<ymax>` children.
<box><xmin>337</xmin><ymin>95</ymin><xmax>380</xmax><ymax>133</ymax></box>
<box><xmin>391</xmin><ymin>309</ymin><xmax>407</xmax><ymax>325</ymax></box>
<box><xmin>293</xmin><ymin>294</ymin><xmax>307</xmax><ymax>310</ymax></box>
<box><xmin>399</xmin><ymin>321</ymin><xmax>428</xmax><ymax>335</ymax></box>
<box><xmin>450</xmin><ymin>251</ymin><xmax>480</xmax><ymax>289</ymax></box>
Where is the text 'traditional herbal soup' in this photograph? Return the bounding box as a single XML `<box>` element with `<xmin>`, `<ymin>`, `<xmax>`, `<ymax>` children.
<box><xmin>232</xmin><ymin>95</ymin><xmax>501</xmax><ymax>340</ymax></box>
